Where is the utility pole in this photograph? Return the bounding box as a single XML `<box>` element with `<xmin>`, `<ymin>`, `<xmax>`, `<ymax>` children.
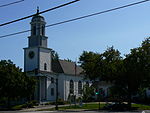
<box><xmin>99</xmin><ymin>97</ymin><xmax>100</xmax><ymax>110</ymax></box>
<box><xmin>96</xmin><ymin>88</ymin><xmax>100</xmax><ymax>110</ymax></box>
<box><xmin>55</xmin><ymin>78</ymin><xmax>58</xmax><ymax>110</ymax></box>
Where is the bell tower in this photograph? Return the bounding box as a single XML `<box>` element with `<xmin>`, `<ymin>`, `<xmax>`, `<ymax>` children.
<box><xmin>24</xmin><ymin>8</ymin><xmax>51</xmax><ymax>73</ymax></box>
<box><xmin>29</xmin><ymin>8</ymin><xmax>47</xmax><ymax>48</ymax></box>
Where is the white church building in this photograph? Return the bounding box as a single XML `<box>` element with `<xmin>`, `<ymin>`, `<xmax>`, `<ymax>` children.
<box><xmin>23</xmin><ymin>10</ymin><xmax>91</xmax><ymax>102</ymax></box>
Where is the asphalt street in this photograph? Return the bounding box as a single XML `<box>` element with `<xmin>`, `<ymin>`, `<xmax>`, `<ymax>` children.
<box><xmin>0</xmin><ymin>110</ymin><xmax>149</xmax><ymax>113</ymax></box>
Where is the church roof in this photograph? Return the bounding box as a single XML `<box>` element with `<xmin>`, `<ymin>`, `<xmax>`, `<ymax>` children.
<box><xmin>31</xmin><ymin>14</ymin><xmax>45</xmax><ymax>22</ymax></box>
<box><xmin>52</xmin><ymin>59</ymin><xmax>83</xmax><ymax>75</ymax></box>
<box><xmin>31</xmin><ymin>8</ymin><xmax>45</xmax><ymax>23</ymax></box>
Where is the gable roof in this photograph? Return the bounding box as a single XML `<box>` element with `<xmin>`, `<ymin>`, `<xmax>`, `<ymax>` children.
<box><xmin>52</xmin><ymin>59</ymin><xmax>83</xmax><ymax>75</ymax></box>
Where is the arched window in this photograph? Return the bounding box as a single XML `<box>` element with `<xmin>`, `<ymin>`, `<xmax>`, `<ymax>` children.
<box><xmin>51</xmin><ymin>77</ymin><xmax>54</xmax><ymax>83</ymax></box>
<box><xmin>33</xmin><ymin>26</ymin><xmax>36</xmax><ymax>35</ymax></box>
<box><xmin>78</xmin><ymin>81</ymin><xmax>82</xmax><ymax>94</ymax></box>
<box><xmin>44</xmin><ymin>63</ymin><xmax>47</xmax><ymax>70</ymax></box>
<box><xmin>42</xmin><ymin>26</ymin><xmax>45</xmax><ymax>35</ymax></box>
<box><xmin>70</xmin><ymin>80</ymin><xmax>74</xmax><ymax>94</ymax></box>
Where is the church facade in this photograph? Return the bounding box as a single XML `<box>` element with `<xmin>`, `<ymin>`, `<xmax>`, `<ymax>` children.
<box><xmin>24</xmin><ymin>11</ymin><xmax>91</xmax><ymax>102</ymax></box>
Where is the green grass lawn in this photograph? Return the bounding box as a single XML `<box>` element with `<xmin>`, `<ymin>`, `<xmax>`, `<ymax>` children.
<box><xmin>38</xmin><ymin>102</ymin><xmax>150</xmax><ymax>111</ymax></box>
<box><xmin>59</xmin><ymin>103</ymin><xmax>105</xmax><ymax>110</ymax></box>
<box><xmin>132</xmin><ymin>103</ymin><xmax>150</xmax><ymax>110</ymax></box>
<box><xmin>38</xmin><ymin>103</ymin><xmax>105</xmax><ymax>111</ymax></box>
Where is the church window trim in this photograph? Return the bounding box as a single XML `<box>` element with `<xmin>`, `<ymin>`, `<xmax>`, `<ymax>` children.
<box><xmin>44</xmin><ymin>63</ymin><xmax>47</xmax><ymax>70</ymax></box>
<box><xmin>51</xmin><ymin>77</ymin><xmax>54</xmax><ymax>83</ymax></box>
<box><xmin>70</xmin><ymin>80</ymin><xmax>74</xmax><ymax>94</ymax></box>
<box><xmin>33</xmin><ymin>26</ymin><xmax>36</xmax><ymax>35</ymax></box>
<box><xmin>78</xmin><ymin>81</ymin><xmax>82</xmax><ymax>94</ymax></box>
<box><xmin>37</xmin><ymin>24</ymin><xmax>40</xmax><ymax>35</ymax></box>
<box><xmin>42</xmin><ymin>25</ymin><xmax>45</xmax><ymax>36</ymax></box>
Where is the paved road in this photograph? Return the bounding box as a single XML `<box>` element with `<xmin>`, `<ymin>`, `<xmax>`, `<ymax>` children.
<box><xmin>0</xmin><ymin>110</ymin><xmax>149</xmax><ymax>113</ymax></box>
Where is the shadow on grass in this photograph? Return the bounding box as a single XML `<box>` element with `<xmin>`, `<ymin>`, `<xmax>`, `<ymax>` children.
<box><xmin>56</xmin><ymin>103</ymin><xmax>140</xmax><ymax>112</ymax></box>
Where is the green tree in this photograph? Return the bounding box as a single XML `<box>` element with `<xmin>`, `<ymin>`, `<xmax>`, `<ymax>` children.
<box><xmin>82</xmin><ymin>84</ymin><xmax>95</xmax><ymax>102</ymax></box>
<box><xmin>0</xmin><ymin>60</ymin><xmax>36</xmax><ymax>106</ymax></box>
<box><xmin>64</xmin><ymin>58</ymin><xmax>73</xmax><ymax>62</ymax></box>
<box><xmin>111</xmin><ymin>37</ymin><xmax>150</xmax><ymax>107</ymax></box>
<box><xmin>140</xmin><ymin>37</ymin><xmax>150</xmax><ymax>88</ymax></box>
<box><xmin>79</xmin><ymin>46</ymin><xmax>122</xmax><ymax>81</ymax></box>
<box><xmin>51</xmin><ymin>49</ymin><xmax>59</xmax><ymax>61</ymax></box>
<box><xmin>79</xmin><ymin>51</ymin><xmax>103</xmax><ymax>80</ymax></box>
<box><xmin>79</xmin><ymin>40</ymin><xmax>150</xmax><ymax>107</ymax></box>
<box><xmin>101</xmin><ymin>46</ymin><xmax>122</xmax><ymax>81</ymax></box>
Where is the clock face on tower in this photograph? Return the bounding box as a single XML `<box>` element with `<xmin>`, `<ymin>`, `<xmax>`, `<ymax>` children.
<box><xmin>28</xmin><ymin>51</ymin><xmax>35</xmax><ymax>59</ymax></box>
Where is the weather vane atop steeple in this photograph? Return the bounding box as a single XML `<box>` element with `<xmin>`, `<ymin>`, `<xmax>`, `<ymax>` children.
<box><xmin>37</xmin><ymin>6</ymin><xmax>39</xmax><ymax>14</ymax></box>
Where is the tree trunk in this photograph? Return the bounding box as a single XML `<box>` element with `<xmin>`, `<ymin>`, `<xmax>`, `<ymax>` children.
<box><xmin>7</xmin><ymin>97</ymin><xmax>11</xmax><ymax>108</ymax></box>
<box><xmin>127</xmin><ymin>90</ymin><xmax>132</xmax><ymax>109</ymax></box>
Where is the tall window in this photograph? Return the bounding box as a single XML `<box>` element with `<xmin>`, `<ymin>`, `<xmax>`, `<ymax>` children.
<box><xmin>51</xmin><ymin>88</ymin><xmax>54</xmax><ymax>96</ymax></box>
<box><xmin>78</xmin><ymin>81</ymin><xmax>82</xmax><ymax>94</ymax></box>
<box><xmin>42</xmin><ymin>26</ymin><xmax>44</xmax><ymax>35</ymax></box>
<box><xmin>70</xmin><ymin>80</ymin><xmax>74</xmax><ymax>94</ymax></box>
<box><xmin>33</xmin><ymin>26</ymin><xmax>36</xmax><ymax>35</ymax></box>
<box><xmin>44</xmin><ymin>63</ymin><xmax>47</xmax><ymax>70</ymax></box>
<box><xmin>51</xmin><ymin>77</ymin><xmax>54</xmax><ymax>83</ymax></box>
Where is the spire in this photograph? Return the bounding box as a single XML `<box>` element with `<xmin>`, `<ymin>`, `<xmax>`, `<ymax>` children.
<box><xmin>37</xmin><ymin>6</ymin><xmax>39</xmax><ymax>14</ymax></box>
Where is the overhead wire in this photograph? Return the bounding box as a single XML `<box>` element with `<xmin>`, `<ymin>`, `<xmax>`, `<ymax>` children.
<box><xmin>0</xmin><ymin>0</ymin><xmax>150</xmax><ymax>39</ymax></box>
<box><xmin>0</xmin><ymin>0</ymin><xmax>80</xmax><ymax>27</ymax></box>
<box><xmin>0</xmin><ymin>0</ymin><xmax>24</xmax><ymax>8</ymax></box>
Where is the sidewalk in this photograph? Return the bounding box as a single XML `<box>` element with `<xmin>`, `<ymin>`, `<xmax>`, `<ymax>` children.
<box><xmin>20</xmin><ymin>104</ymin><xmax>71</xmax><ymax>112</ymax></box>
<box><xmin>19</xmin><ymin>102</ymin><xmax>104</xmax><ymax>112</ymax></box>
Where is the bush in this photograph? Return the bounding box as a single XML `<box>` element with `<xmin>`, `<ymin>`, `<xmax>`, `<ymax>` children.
<box><xmin>49</xmin><ymin>99</ymin><xmax>69</xmax><ymax>105</ymax></box>
<box><xmin>11</xmin><ymin>100</ymin><xmax>38</xmax><ymax>110</ymax></box>
<box><xmin>11</xmin><ymin>103</ymin><xmax>28</xmax><ymax>110</ymax></box>
<box><xmin>57</xmin><ymin>98</ymin><xmax>65</xmax><ymax>105</ymax></box>
<box><xmin>26</xmin><ymin>100</ymin><xmax>38</xmax><ymax>107</ymax></box>
<box><xmin>45</xmin><ymin>102</ymin><xmax>53</xmax><ymax>105</ymax></box>
<box><xmin>76</xmin><ymin>97</ymin><xmax>82</xmax><ymax>103</ymax></box>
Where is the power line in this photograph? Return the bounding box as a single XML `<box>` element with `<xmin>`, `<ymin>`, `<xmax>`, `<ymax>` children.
<box><xmin>0</xmin><ymin>0</ymin><xmax>80</xmax><ymax>27</ymax></box>
<box><xmin>0</xmin><ymin>0</ymin><xmax>150</xmax><ymax>39</ymax></box>
<box><xmin>0</xmin><ymin>0</ymin><xmax>24</xmax><ymax>8</ymax></box>
<box><xmin>0</xmin><ymin>30</ymin><xmax>30</xmax><ymax>38</ymax></box>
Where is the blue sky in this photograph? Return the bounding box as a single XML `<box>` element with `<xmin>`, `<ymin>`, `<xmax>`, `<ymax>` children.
<box><xmin>0</xmin><ymin>0</ymin><xmax>150</xmax><ymax>69</ymax></box>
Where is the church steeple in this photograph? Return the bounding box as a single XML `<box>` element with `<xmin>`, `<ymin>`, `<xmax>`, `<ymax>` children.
<box><xmin>37</xmin><ymin>6</ymin><xmax>39</xmax><ymax>14</ymax></box>
<box><xmin>24</xmin><ymin>10</ymin><xmax>51</xmax><ymax>73</ymax></box>
<box><xmin>28</xmin><ymin>8</ymin><xmax>48</xmax><ymax>48</ymax></box>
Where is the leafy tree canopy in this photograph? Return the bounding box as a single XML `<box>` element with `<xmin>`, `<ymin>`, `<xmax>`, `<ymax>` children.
<box><xmin>0</xmin><ymin>60</ymin><xmax>36</xmax><ymax>103</ymax></box>
<box><xmin>51</xmin><ymin>49</ymin><xmax>59</xmax><ymax>61</ymax></box>
<box><xmin>79</xmin><ymin>46</ymin><xmax>122</xmax><ymax>81</ymax></box>
<box><xmin>79</xmin><ymin>38</ymin><xmax>150</xmax><ymax>106</ymax></box>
